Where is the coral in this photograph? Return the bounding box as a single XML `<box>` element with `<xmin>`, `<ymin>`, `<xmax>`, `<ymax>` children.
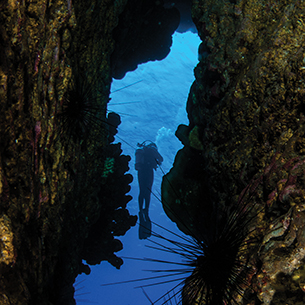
<box><xmin>189</xmin><ymin>125</ymin><xmax>204</xmax><ymax>150</ymax></box>
<box><xmin>81</xmin><ymin>143</ymin><xmax>136</xmax><ymax>270</ymax></box>
<box><xmin>102</xmin><ymin>157</ymin><xmax>115</xmax><ymax>178</ymax></box>
<box><xmin>0</xmin><ymin>0</ymin><xmax>135</xmax><ymax>304</ymax></box>
<box><xmin>0</xmin><ymin>215</ymin><xmax>14</xmax><ymax>266</ymax></box>
<box><xmin>162</xmin><ymin>0</ymin><xmax>305</xmax><ymax>303</ymax></box>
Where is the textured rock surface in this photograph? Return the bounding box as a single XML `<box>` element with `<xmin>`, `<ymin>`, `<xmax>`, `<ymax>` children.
<box><xmin>110</xmin><ymin>0</ymin><xmax>180</xmax><ymax>79</ymax></box>
<box><xmin>162</xmin><ymin>0</ymin><xmax>305</xmax><ymax>303</ymax></box>
<box><xmin>0</xmin><ymin>0</ymin><xmax>181</xmax><ymax>301</ymax></box>
<box><xmin>0</xmin><ymin>0</ymin><xmax>135</xmax><ymax>304</ymax></box>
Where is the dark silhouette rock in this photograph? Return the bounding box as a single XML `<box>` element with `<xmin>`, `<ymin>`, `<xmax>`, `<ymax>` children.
<box><xmin>111</xmin><ymin>0</ymin><xmax>180</xmax><ymax>79</ymax></box>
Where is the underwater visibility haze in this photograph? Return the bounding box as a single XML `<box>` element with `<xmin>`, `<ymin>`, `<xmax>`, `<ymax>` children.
<box><xmin>76</xmin><ymin>31</ymin><xmax>201</xmax><ymax>305</ymax></box>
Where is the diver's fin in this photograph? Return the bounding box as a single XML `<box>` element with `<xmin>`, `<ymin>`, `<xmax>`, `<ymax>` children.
<box><xmin>139</xmin><ymin>213</ymin><xmax>152</xmax><ymax>240</ymax></box>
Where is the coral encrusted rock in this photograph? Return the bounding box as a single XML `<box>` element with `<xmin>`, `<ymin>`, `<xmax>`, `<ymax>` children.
<box><xmin>0</xmin><ymin>0</ymin><xmax>136</xmax><ymax>304</ymax></box>
<box><xmin>162</xmin><ymin>1</ymin><xmax>305</xmax><ymax>304</ymax></box>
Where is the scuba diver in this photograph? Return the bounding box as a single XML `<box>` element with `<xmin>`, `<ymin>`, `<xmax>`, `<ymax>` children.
<box><xmin>135</xmin><ymin>141</ymin><xmax>163</xmax><ymax>239</ymax></box>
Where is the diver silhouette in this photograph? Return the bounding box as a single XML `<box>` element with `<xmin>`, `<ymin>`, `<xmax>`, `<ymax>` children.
<box><xmin>135</xmin><ymin>141</ymin><xmax>163</xmax><ymax>239</ymax></box>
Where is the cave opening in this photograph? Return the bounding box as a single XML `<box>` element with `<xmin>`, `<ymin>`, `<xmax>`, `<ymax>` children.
<box><xmin>75</xmin><ymin>8</ymin><xmax>200</xmax><ymax>303</ymax></box>
<box><xmin>3</xmin><ymin>1</ymin><xmax>304</xmax><ymax>304</ymax></box>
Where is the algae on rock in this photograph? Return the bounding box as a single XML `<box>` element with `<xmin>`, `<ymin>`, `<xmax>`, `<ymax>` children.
<box><xmin>0</xmin><ymin>0</ymin><xmax>135</xmax><ymax>304</ymax></box>
<box><xmin>162</xmin><ymin>1</ymin><xmax>305</xmax><ymax>303</ymax></box>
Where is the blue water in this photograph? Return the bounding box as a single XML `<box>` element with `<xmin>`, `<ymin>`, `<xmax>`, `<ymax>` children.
<box><xmin>75</xmin><ymin>31</ymin><xmax>201</xmax><ymax>305</ymax></box>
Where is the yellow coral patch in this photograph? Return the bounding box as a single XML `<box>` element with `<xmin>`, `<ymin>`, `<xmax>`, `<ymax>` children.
<box><xmin>0</xmin><ymin>215</ymin><xmax>14</xmax><ymax>265</ymax></box>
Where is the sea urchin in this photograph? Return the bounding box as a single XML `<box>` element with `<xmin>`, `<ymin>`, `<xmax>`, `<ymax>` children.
<box><xmin>58</xmin><ymin>72</ymin><xmax>106</xmax><ymax>147</ymax></box>
<box><xmin>144</xmin><ymin>182</ymin><xmax>261</xmax><ymax>305</ymax></box>
<box><xmin>100</xmin><ymin>178</ymin><xmax>261</xmax><ymax>305</ymax></box>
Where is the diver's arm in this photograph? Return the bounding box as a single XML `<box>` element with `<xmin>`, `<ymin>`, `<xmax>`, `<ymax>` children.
<box><xmin>155</xmin><ymin>151</ymin><xmax>163</xmax><ymax>165</ymax></box>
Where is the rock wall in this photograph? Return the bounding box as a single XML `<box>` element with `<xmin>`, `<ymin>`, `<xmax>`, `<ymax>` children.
<box><xmin>162</xmin><ymin>0</ymin><xmax>305</xmax><ymax>303</ymax></box>
<box><xmin>0</xmin><ymin>1</ymin><xmax>136</xmax><ymax>304</ymax></box>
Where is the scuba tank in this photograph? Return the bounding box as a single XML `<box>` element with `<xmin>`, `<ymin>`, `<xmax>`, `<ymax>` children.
<box><xmin>135</xmin><ymin>141</ymin><xmax>157</xmax><ymax>170</ymax></box>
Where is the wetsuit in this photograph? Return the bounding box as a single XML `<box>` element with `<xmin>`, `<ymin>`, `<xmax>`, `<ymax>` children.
<box><xmin>135</xmin><ymin>144</ymin><xmax>163</xmax><ymax>239</ymax></box>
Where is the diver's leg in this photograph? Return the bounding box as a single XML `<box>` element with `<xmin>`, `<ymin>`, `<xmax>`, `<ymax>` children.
<box><xmin>142</xmin><ymin>187</ymin><xmax>152</xmax><ymax>239</ymax></box>
<box><xmin>138</xmin><ymin>193</ymin><xmax>144</xmax><ymax>212</ymax></box>
<box><xmin>143</xmin><ymin>169</ymin><xmax>154</xmax><ymax>218</ymax></box>
<box><xmin>137</xmin><ymin>170</ymin><xmax>145</xmax><ymax>212</ymax></box>
<box><xmin>138</xmin><ymin>170</ymin><xmax>148</xmax><ymax>239</ymax></box>
<box><xmin>144</xmin><ymin>170</ymin><xmax>154</xmax><ymax>211</ymax></box>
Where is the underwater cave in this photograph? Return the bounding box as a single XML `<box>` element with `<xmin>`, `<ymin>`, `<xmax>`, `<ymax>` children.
<box><xmin>2</xmin><ymin>0</ymin><xmax>305</xmax><ymax>305</ymax></box>
<box><xmin>75</xmin><ymin>31</ymin><xmax>201</xmax><ymax>304</ymax></box>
